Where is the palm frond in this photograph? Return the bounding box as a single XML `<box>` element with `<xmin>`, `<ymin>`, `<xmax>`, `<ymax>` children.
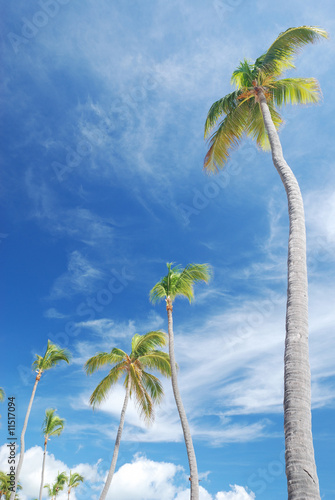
<box><xmin>172</xmin><ymin>263</ymin><xmax>212</xmax><ymax>302</ymax></box>
<box><xmin>255</xmin><ymin>26</ymin><xmax>328</xmax><ymax>76</ymax></box>
<box><xmin>139</xmin><ymin>351</ymin><xmax>171</xmax><ymax>377</ymax></box>
<box><xmin>270</xmin><ymin>77</ymin><xmax>321</xmax><ymax>106</ymax></box>
<box><xmin>33</xmin><ymin>341</ymin><xmax>71</xmax><ymax>372</ymax></box>
<box><xmin>204</xmin><ymin>99</ymin><xmax>250</xmax><ymax>173</ymax></box>
<box><xmin>88</xmin><ymin>363</ymin><xmax>126</xmax><ymax>408</ymax></box>
<box><xmin>204</xmin><ymin>90</ymin><xmax>240</xmax><ymax>137</ymax></box>
<box><xmin>141</xmin><ymin>371</ymin><xmax>164</xmax><ymax>404</ymax></box>
<box><xmin>132</xmin><ymin>330</ymin><xmax>167</xmax><ymax>356</ymax></box>
<box><xmin>42</xmin><ymin>408</ymin><xmax>65</xmax><ymax>437</ymax></box>
<box><xmin>84</xmin><ymin>350</ymin><xmax>127</xmax><ymax>375</ymax></box>
<box><xmin>129</xmin><ymin>363</ymin><xmax>154</xmax><ymax>423</ymax></box>
<box><xmin>67</xmin><ymin>471</ymin><xmax>84</xmax><ymax>488</ymax></box>
<box><xmin>231</xmin><ymin>59</ymin><xmax>257</xmax><ymax>88</ymax></box>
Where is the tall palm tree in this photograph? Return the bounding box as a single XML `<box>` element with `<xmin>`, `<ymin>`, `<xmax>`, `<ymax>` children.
<box><xmin>203</xmin><ymin>26</ymin><xmax>328</xmax><ymax>500</ymax></box>
<box><xmin>39</xmin><ymin>409</ymin><xmax>65</xmax><ymax>500</ymax></box>
<box><xmin>150</xmin><ymin>263</ymin><xmax>212</xmax><ymax>500</ymax></box>
<box><xmin>85</xmin><ymin>330</ymin><xmax>171</xmax><ymax>500</ymax></box>
<box><xmin>10</xmin><ymin>341</ymin><xmax>71</xmax><ymax>500</ymax></box>
<box><xmin>66</xmin><ymin>471</ymin><xmax>84</xmax><ymax>500</ymax></box>
<box><xmin>44</xmin><ymin>472</ymin><xmax>67</xmax><ymax>500</ymax></box>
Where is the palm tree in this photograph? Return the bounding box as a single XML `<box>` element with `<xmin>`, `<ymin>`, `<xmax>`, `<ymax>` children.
<box><xmin>203</xmin><ymin>26</ymin><xmax>328</xmax><ymax>500</ymax></box>
<box><xmin>0</xmin><ymin>471</ymin><xmax>21</xmax><ymax>499</ymax></box>
<box><xmin>85</xmin><ymin>330</ymin><xmax>171</xmax><ymax>500</ymax></box>
<box><xmin>44</xmin><ymin>472</ymin><xmax>67</xmax><ymax>500</ymax></box>
<box><xmin>66</xmin><ymin>471</ymin><xmax>84</xmax><ymax>500</ymax></box>
<box><xmin>150</xmin><ymin>263</ymin><xmax>212</xmax><ymax>500</ymax></box>
<box><xmin>0</xmin><ymin>388</ymin><xmax>4</xmax><ymax>402</ymax></box>
<box><xmin>10</xmin><ymin>341</ymin><xmax>71</xmax><ymax>500</ymax></box>
<box><xmin>39</xmin><ymin>409</ymin><xmax>65</xmax><ymax>500</ymax></box>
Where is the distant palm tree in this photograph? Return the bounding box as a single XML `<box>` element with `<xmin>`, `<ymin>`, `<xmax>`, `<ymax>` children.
<box><xmin>85</xmin><ymin>330</ymin><xmax>171</xmax><ymax>500</ymax></box>
<box><xmin>39</xmin><ymin>409</ymin><xmax>65</xmax><ymax>500</ymax></box>
<box><xmin>66</xmin><ymin>471</ymin><xmax>84</xmax><ymax>500</ymax></box>
<box><xmin>10</xmin><ymin>341</ymin><xmax>70</xmax><ymax>500</ymax></box>
<box><xmin>150</xmin><ymin>263</ymin><xmax>212</xmax><ymax>500</ymax></box>
<box><xmin>44</xmin><ymin>471</ymin><xmax>67</xmax><ymax>500</ymax></box>
<box><xmin>203</xmin><ymin>26</ymin><xmax>328</xmax><ymax>500</ymax></box>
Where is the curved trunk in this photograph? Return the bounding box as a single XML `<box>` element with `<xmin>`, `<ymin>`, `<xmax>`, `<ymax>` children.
<box><xmin>39</xmin><ymin>438</ymin><xmax>48</xmax><ymax>500</ymax></box>
<box><xmin>99</xmin><ymin>375</ymin><xmax>131</xmax><ymax>500</ymax></box>
<box><xmin>10</xmin><ymin>373</ymin><xmax>41</xmax><ymax>500</ymax></box>
<box><xmin>258</xmin><ymin>90</ymin><xmax>320</xmax><ymax>499</ymax></box>
<box><xmin>167</xmin><ymin>300</ymin><xmax>199</xmax><ymax>500</ymax></box>
<box><xmin>68</xmin><ymin>488</ymin><xmax>70</xmax><ymax>500</ymax></box>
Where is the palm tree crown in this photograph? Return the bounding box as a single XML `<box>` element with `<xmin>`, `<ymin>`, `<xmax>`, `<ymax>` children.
<box><xmin>33</xmin><ymin>340</ymin><xmax>71</xmax><ymax>379</ymax></box>
<box><xmin>204</xmin><ymin>26</ymin><xmax>328</xmax><ymax>172</ymax></box>
<box><xmin>150</xmin><ymin>262</ymin><xmax>212</xmax><ymax>306</ymax></box>
<box><xmin>44</xmin><ymin>471</ymin><xmax>67</xmax><ymax>499</ymax></box>
<box><xmin>85</xmin><ymin>330</ymin><xmax>171</xmax><ymax>422</ymax></box>
<box><xmin>66</xmin><ymin>471</ymin><xmax>84</xmax><ymax>499</ymax></box>
<box><xmin>42</xmin><ymin>409</ymin><xmax>65</xmax><ymax>441</ymax></box>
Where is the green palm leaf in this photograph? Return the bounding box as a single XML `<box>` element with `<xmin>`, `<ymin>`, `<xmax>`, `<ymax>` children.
<box><xmin>204</xmin><ymin>99</ymin><xmax>250</xmax><ymax>173</ymax></box>
<box><xmin>255</xmin><ymin>26</ymin><xmax>328</xmax><ymax>76</ymax></box>
<box><xmin>32</xmin><ymin>340</ymin><xmax>71</xmax><ymax>373</ymax></box>
<box><xmin>42</xmin><ymin>409</ymin><xmax>65</xmax><ymax>438</ymax></box>
<box><xmin>270</xmin><ymin>77</ymin><xmax>321</xmax><ymax>106</ymax></box>
<box><xmin>131</xmin><ymin>330</ymin><xmax>167</xmax><ymax>356</ymax></box>
<box><xmin>84</xmin><ymin>350</ymin><xmax>127</xmax><ymax>375</ymax></box>
<box><xmin>204</xmin><ymin>90</ymin><xmax>240</xmax><ymax>137</ymax></box>
<box><xmin>139</xmin><ymin>351</ymin><xmax>171</xmax><ymax>377</ymax></box>
<box><xmin>89</xmin><ymin>363</ymin><xmax>126</xmax><ymax>408</ymax></box>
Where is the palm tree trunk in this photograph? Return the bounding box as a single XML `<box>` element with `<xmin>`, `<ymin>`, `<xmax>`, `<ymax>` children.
<box><xmin>10</xmin><ymin>373</ymin><xmax>41</xmax><ymax>500</ymax></box>
<box><xmin>167</xmin><ymin>300</ymin><xmax>199</xmax><ymax>500</ymax></box>
<box><xmin>99</xmin><ymin>375</ymin><xmax>131</xmax><ymax>500</ymax></box>
<box><xmin>258</xmin><ymin>89</ymin><xmax>320</xmax><ymax>500</ymax></box>
<box><xmin>39</xmin><ymin>439</ymin><xmax>48</xmax><ymax>500</ymax></box>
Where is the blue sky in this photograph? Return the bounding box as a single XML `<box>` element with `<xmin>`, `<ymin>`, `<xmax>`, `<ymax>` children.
<box><xmin>1</xmin><ymin>0</ymin><xmax>335</xmax><ymax>499</ymax></box>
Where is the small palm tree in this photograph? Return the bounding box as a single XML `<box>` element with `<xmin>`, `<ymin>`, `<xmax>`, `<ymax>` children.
<box><xmin>0</xmin><ymin>471</ymin><xmax>21</xmax><ymax>499</ymax></box>
<box><xmin>44</xmin><ymin>471</ymin><xmax>67</xmax><ymax>500</ymax></box>
<box><xmin>85</xmin><ymin>330</ymin><xmax>171</xmax><ymax>500</ymax></box>
<box><xmin>66</xmin><ymin>471</ymin><xmax>84</xmax><ymax>500</ymax></box>
<box><xmin>203</xmin><ymin>26</ymin><xmax>328</xmax><ymax>500</ymax></box>
<box><xmin>10</xmin><ymin>341</ymin><xmax>71</xmax><ymax>500</ymax></box>
<box><xmin>150</xmin><ymin>263</ymin><xmax>212</xmax><ymax>500</ymax></box>
<box><xmin>39</xmin><ymin>409</ymin><xmax>65</xmax><ymax>500</ymax></box>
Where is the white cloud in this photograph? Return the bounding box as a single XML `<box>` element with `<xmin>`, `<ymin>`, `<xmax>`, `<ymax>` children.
<box><xmin>49</xmin><ymin>250</ymin><xmax>103</xmax><ymax>300</ymax></box>
<box><xmin>0</xmin><ymin>446</ymin><xmax>254</xmax><ymax>500</ymax></box>
<box><xmin>44</xmin><ymin>308</ymin><xmax>68</xmax><ymax>319</ymax></box>
<box><xmin>215</xmin><ymin>485</ymin><xmax>255</xmax><ymax>500</ymax></box>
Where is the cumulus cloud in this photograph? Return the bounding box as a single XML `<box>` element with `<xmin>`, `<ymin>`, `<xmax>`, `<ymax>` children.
<box><xmin>0</xmin><ymin>446</ymin><xmax>255</xmax><ymax>500</ymax></box>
